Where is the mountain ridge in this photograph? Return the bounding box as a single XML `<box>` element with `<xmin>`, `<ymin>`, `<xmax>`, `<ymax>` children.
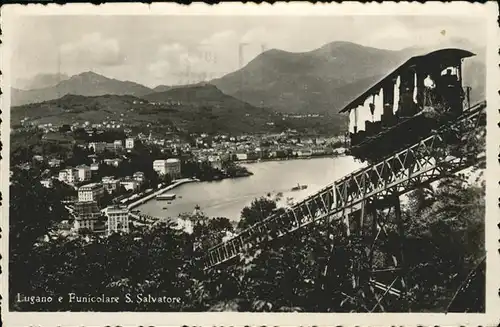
<box><xmin>11</xmin><ymin>40</ymin><xmax>485</xmax><ymax>117</ymax></box>
<box><xmin>11</xmin><ymin>84</ymin><xmax>280</xmax><ymax>135</ymax></box>
<box><xmin>211</xmin><ymin>40</ymin><xmax>485</xmax><ymax>114</ymax></box>
<box><xmin>11</xmin><ymin>71</ymin><xmax>154</xmax><ymax>106</ymax></box>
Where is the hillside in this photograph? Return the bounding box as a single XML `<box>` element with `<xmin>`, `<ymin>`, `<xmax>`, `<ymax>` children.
<box><xmin>11</xmin><ymin>71</ymin><xmax>154</xmax><ymax>106</ymax></box>
<box><xmin>142</xmin><ymin>84</ymin><xmax>279</xmax><ymax>133</ymax></box>
<box><xmin>152</xmin><ymin>85</ymin><xmax>172</xmax><ymax>93</ymax></box>
<box><xmin>143</xmin><ymin>83</ymin><xmax>268</xmax><ymax>114</ymax></box>
<box><xmin>11</xmin><ymin>85</ymin><xmax>279</xmax><ymax>135</ymax></box>
<box><xmin>212</xmin><ymin>41</ymin><xmax>486</xmax><ymax>114</ymax></box>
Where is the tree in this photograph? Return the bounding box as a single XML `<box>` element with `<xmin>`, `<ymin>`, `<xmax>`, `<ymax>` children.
<box><xmin>238</xmin><ymin>197</ymin><xmax>277</xmax><ymax>230</ymax></box>
<box><xmin>403</xmin><ymin>175</ymin><xmax>485</xmax><ymax>311</ymax></box>
<box><xmin>64</xmin><ymin>145</ymin><xmax>92</xmax><ymax>167</ymax></box>
<box><xmin>10</xmin><ymin>168</ymin><xmax>69</xmax><ymax>309</ymax></box>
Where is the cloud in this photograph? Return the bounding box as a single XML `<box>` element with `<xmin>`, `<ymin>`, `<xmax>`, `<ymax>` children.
<box><xmin>157</xmin><ymin>43</ymin><xmax>184</xmax><ymax>55</ymax></box>
<box><xmin>358</xmin><ymin>18</ymin><xmax>486</xmax><ymax>50</ymax></box>
<box><xmin>150</xmin><ymin>37</ymin><xmax>235</xmax><ymax>85</ymax></box>
<box><xmin>60</xmin><ymin>32</ymin><xmax>126</xmax><ymax>67</ymax></box>
<box><xmin>200</xmin><ymin>30</ymin><xmax>237</xmax><ymax>46</ymax></box>
<box><xmin>148</xmin><ymin>60</ymin><xmax>171</xmax><ymax>79</ymax></box>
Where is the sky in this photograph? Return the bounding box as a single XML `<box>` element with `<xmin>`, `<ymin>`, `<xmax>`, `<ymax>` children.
<box><xmin>11</xmin><ymin>15</ymin><xmax>486</xmax><ymax>88</ymax></box>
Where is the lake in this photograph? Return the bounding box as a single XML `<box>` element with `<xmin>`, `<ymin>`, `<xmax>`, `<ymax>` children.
<box><xmin>137</xmin><ymin>156</ymin><xmax>365</xmax><ymax>221</ymax></box>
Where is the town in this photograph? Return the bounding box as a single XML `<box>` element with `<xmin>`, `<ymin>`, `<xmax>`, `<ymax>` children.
<box><xmin>11</xmin><ymin>119</ymin><xmax>347</xmax><ymax>239</ymax></box>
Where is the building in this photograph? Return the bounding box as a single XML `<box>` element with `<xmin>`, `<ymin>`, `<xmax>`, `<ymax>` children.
<box><xmin>103</xmin><ymin>158</ymin><xmax>122</xmax><ymax>167</ymax></box>
<box><xmin>311</xmin><ymin>147</ymin><xmax>326</xmax><ymax>156</ymax></box>
<box><xmin>90</xmin><ymin>163</ymin><xmax>100</xmax><ymax>171</ymax></box>
<box><xmin>113</xmin><ymin>140</ymin><xmax>123</xmax><ymax>150</ymax></box>
<box><xmin>133</xmin><ymin>171</ymin><xmax>146</xmax><ymax>184</ymax></box>
<box><xmin>78</xmin><ymin>183</ymin><xmax>105</xmax><ymax>203</ymax></box>
<box><xmin>235</xmin><ymin>153</ymin><xmax>247</xmax><ymax>161</ymax></box>
<box><xmin>165</xmin><ymin>158</ymin><xmax>181</xmax><ymax>179</ymax></box>
<box><xmin>235</xmin><ymin>151</ymin><xmax>258</xmax><ymax>161</ymax></box>
<box><xmin>88</xmin><ymin>154</ymin><xmax>99</xmax><ymax>163</ymax></box>
<box><xmin>125</xmin><ymin>138</ymin><xmax>135</xmax><ymax>149</ymax></box>
<box><xmin>58</xmin><ymin>168</ymin><xmax>78</xmax><ymax>184</ymax></box>
<box><xmin>74</xmin><ymin>201</ymin><xmax>101</xmax><ymax>232</ymax></box>
<box><xmin>104</xmin><ymin>205</ymin><xmax>130</xmax><ymax>235</ymax></box>
<box><xmin>102</xmin><ymin>176</ymin><xmax>115</xmax><ymax>183</ymax></box>
<box><xmin>120</xmin><ymin>179</ymin><xmax>139</xmax><ymax>191</ymax></box>
<box><xmin>48</xmin><ymin>158</ymin><xmax>62</xmax><ymax>168</ymax></box>
<box><xmin>75</xmin><ymin>165</ymin><xmax>92</xmax><ymax>182</ymax></box>
<box><xmin>297</xmin><ymin>149</ymin><xmax>313</xmax><ymax>157</ymax></box>
<box><xmin>102</xmin><ymin>176</ymin><xmax>120</xmax><ymax>193</ymax></box>
<box><xmin>153</xmin><ymin>160</ymin><xmax>168</xmax><ymax>176</ymax></box>
<box><xmin>40</xmin><ymin>179</ymin><xmax>53</xmax><ymax>188</ymax></box>
<box><xmin>175</xmin><ymin>217</ymin><xmax>193</xmax><ymax>234</ymax></box>
<box><xmin>270</xmin><ymin>149</ymin><xmax>286</xmax><ymax>158</ymax></box>
<box><xmin>33</xmin><ymin>155</ymin><xmax>44</xmax><ymax>162</ymax></box>
<box><xmin>89</xmin><ymin>142</ymin><xmax>106</xmax><ymax>153</ymax></box>
<box><xmin>210</xmin><ymin>159</ymin><xmax>223</xmax><ymax>170</ymax></box>
<box><xmin>154</xmin><ymin>159</ymin><xmax>182</xmax><ymax>178</ymax></box>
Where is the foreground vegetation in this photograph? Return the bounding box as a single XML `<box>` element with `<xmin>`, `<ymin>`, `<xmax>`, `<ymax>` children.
<box><xmin>10</xmin><ymin>163</ymin><xmax>484</xmax><ymax>312</ymax></box>
<box><xmin>10</xmin><ymin>110</ymin><xmax>486</xmax><ymax>312</ymax></box>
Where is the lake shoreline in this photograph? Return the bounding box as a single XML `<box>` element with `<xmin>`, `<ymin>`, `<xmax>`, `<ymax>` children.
<box><xmin>136</xmin><ymin>156</ymin><xmax>362</xmax><ymax>221</ymax></box>
<box><xmin>236</xmin><ymin>153</ymin><xmax>345</xmax><ymax>165</ymax></box>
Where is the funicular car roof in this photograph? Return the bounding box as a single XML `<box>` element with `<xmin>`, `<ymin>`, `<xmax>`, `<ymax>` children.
<box><xmin>339</xmin><ymin>48</ymin><xmax>475</xmax><ymax>113</ymax></box>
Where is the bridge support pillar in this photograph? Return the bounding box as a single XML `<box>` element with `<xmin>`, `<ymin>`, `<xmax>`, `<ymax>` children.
<box><xmin>334</xmin><ymin>194</ymin><xmax>409</xmax><ymax>312</ymax></box>
<box><xmin>362</xmin><ymin>195</ymin><xmax>408</xmax><ymax>311</ymax></box>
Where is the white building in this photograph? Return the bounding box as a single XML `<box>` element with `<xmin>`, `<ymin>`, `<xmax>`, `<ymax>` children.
<box><xmin>297</xmin><ymin>149</ymin><xmax>313</xmax><ymax>157</ymax></box>
<box><xmin>154</xmin><ymin>158</ymin><xmax>182</xmax><ymax>178</ymax></box>
<box><xmin>175</xmin><ymin>217</ymin><xmax>193</xmax><ymax>234</ymax></box>
<box><xmin>78</xmin><ymin>183</ymin><xmax>105</xmax><ymax>203</ymax></box>
<box><xmin>40</xmin><ymin>179</ymin><xmax>53</xmax><ymax>188</ymax></box>
<box><xmin>235</xmin><ymin>153</ymin><xmax>248</xmax><ymax>161</ymax></box>
<box><xmin>120</xmin><ymin>179</ymin><xmax>139</xmax><ymax>191</ymax></box>
<box><xmin>58</xmin><ymin>168</ymin><xmax>78</xmax><ymax>184</ymax></box>
<box><xmin>165</xmin><ymin>158</ymin><xmax>181</xmax><ymax>179</ymax></box>
<box><xmin>133</xmin><ymin>171</ymin><xmax>146</xmax><ymax>184</ymax></box>
<box><xmin>33</xmin><ymin>155</ymin><xmax>44</xmax><ymax>162</ymax></box>
<box><xmin>75</xmin><ymin>165</ymin><xmax>91</xmax><ymax>182</ymax></box>
<box><xmin>48</xmin><ymin>158</ymin><xmax>62</xmax><ymax>168</ymax></box>
<box><xmin>153</xmin><ymin>160</ymin><xmax>168</xmax><ymax>176</ymax></box>
<box><xmin>90</xmin><ymin>163</ymin><xmax>100</xmax><ymax>171</ymax></box>
<box><xmin>104</xmin><ymin>158</ymin><xmax>122</xmax><ymax>167</ymax></box>
<box><xmin>104</xmin><ymin>205</ymin><xmax>130</xmax><ymax>235</ymax></box>
<box><xmin>125</xmin><ymin>138</ymin><xmax>135</xmax><ymax>149</ymax></box>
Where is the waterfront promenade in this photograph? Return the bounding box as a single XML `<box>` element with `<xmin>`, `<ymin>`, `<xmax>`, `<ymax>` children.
<box><xmin>127</xmin><ymin>178</ymin><xmax>199</xmax><ymax>210</ymax></box>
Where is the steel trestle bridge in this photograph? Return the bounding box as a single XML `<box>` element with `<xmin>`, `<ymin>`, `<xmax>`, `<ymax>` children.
<box><xmin>204</xmin><ymin>101</ymin><xmax>486</xmax><ymax>311</ymax></box>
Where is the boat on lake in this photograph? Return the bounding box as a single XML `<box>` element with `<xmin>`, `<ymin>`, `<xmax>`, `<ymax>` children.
<box><xmin>291</xmin><ymin>183</ymin><xmax>308</xmax><ymax>191</ymax></box>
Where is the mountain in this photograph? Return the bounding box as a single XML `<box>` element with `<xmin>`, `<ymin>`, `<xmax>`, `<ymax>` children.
<box><xmin>11</xmin><ymin>85</ymin><xmax>279</xmax><ymax>135</ymax></box>
<box><xmin>211</xmin><ymin>41</ymin><xmax>410</xmax><ymax>114</ymax></box>
<box><xmin>14</xmin><ymin>73</ymin><xmax>70</xmax><ymax>90</ymax></box>
<box><xmin>212</xmin><ymin>40</ymin><xmax>486</xmax><ymax>114</ymax></box>
<box><xmin>144</xmin><ymin>83</ymin><xmax>264</xmax><ymax>111</ymax></box>
<box><xmin>152</xmin><ymin>85</ymin><xmax>172</xmax><ymax>93</ymax></box>
<box><xmin>141</xmin><ymin>84</ymin><xmax>279</xmax><ymax>134</ymax></box>
<box><xmin>11</xmin><ymin>71</ymin><xmax>154</xmax><ymax>106</ymax></box>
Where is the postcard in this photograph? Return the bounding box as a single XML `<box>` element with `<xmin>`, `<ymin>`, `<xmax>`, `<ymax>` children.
<box><xmin>1</xmin><ymin>2</ymin><xmax>498</xmax><ymax>326</ymax></box>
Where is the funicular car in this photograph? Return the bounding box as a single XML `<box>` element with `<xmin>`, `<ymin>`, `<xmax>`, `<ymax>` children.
<box><xmin>340</xmin><ymin>48</ymin><xmax>475</xmax><ymax>162</ymax></box>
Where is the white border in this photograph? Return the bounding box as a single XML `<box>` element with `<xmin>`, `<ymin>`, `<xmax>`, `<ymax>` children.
<box><xmin>1</xmin><ymin>2</ymin><xmax>498</xmax><ymax>326</ymax></box>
